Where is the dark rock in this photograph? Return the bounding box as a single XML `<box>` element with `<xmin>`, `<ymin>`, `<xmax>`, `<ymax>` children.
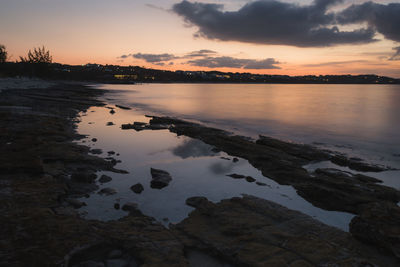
<box><xmin>90</xmin><ymin>149</ymin><xmax>102</xmax><ymax>155</ymax></box>
<box><xmin>146</xmin><ymin>124</ymin><xmax>168</xmax><ymax>130</ymax></box>
<box><xmin>98</xmin><ymin>175</ymin><xmax>112</xmax><ymax>183</ymax></box>
<box><xmin>330</xmin><ymin>155</ymin><xmax>388</xmax><ymax>172</ymax></box>
<box><xmin>98</xmin><ymin>188</ymin><xmax>117</xmax><ymax>196</ymax></box>
<box><xmin>121</xmin><ymin>123</ymin><xmax>144</xmax><ymax>131</ymax></box>
<box><xmin>256</xmin><ymin>182</ymin><xmax>267</xmax><ymax>186</ymax></box>
<box><xmin>226</xmin><ymin>173</ymin><xmax>245</xmax><ymax>179</ymax></box>
<box><xmin>91</xmin><ymin>138</ymin><xmax>97</xmax><ymax>142</ymax></box>
<box><xmin>174</xmin><ymin>195</ymin><xmax>397</xmax><ymax>266</ymax></box>
<box><xmin>107</xmin><ymin>151</ymin><xmax>115</xmax><ymax>155</ymax></box>
<box><xmin>186</xmin><ymin>197</ymin><xmax>209</xmax><ymax>208</ymax></box>
<box><xmin>350</xmin><ymin>202</ymin><xmax>400</xmax><ymax>258</ymax></box>
<box><xmin>116</xmin><ymin>104</ymin><xmax>131</xmax><ymax>110</ymax></box>
<box><xmin>106</xmin><ymin>122</ymin><xmax>114</xmax><ymax>126</ymax></box>
<box><xmin>65</xmin><ymin>198</ymin><xmax>87</xmax><ymax>209</ymax></box>
<box><xmin>114</xmin><ymin>203</ymin><xmax>120</xmax><ymax>210</ymax></box>
<box><xmin>72</xmin><ymin>260</ymin><xmax>105</xmax><ymax>267</ymax></box>
<box><xmin>122</xmin><ymin>202</ymin><xmax>137</xmax><ymax>211</ymax></box>
<box><xmin>130</xmin><ymin>183</ymin><xmax>144</xmax><ymax>194</ymax></box>
<box><xmin>150</xmin><ymin>168</ymin><xmax>172</xmax><ymax>189</ymax></box>
<box><xmin>71</xmin><ymin>172</ymin><xmax>97</xmax><ymax>183</ymax></box>
<box><xmin>220</xmin><ymin>157</ymin><xmax>230</xmax><ymax>161</ymax></box>
<box><xmin>108</xmin><ymin>249</ymin><xmax>123</xmax><ymax>259</ymax></box>
<box><xmin>232</xmin><ymin>158</ymin><xmax>239</xmax><ymax>163</ymax></box>
<box><xmin>109</xmin><ymin>109</ymin><xmax>115</xmax><ymax>114</ymax></box>
<box><xmin>245</xmin><ymin>176</ymin><xmax>256</xmax><ymax>183</ymax></box>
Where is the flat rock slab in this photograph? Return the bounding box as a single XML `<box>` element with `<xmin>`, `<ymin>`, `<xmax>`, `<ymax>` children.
<box><xmin>150</xmin><ymin>168</ymin><xmax>172</xmax><ymax>189</ymax></box>
<box><xmin>174</xmin><ymin>195</ymin><xmax>398</xmax><ymax>266</ymax></box>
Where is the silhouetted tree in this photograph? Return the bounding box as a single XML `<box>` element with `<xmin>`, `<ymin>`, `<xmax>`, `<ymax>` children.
<box><xmin>0</xmin><ymin>45</ymin><xmax>7</xmax><ymax>63</ymax></box>
<box><xmin>20</xmin><ymin>46</ymin><xmax>52</xmax><ymax>64</ymax></box>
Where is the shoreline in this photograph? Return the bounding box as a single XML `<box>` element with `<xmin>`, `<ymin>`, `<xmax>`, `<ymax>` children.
<box><xmin>1</xmin><ymin>80</ymin><xmax>399</xmax><ymax>265</ymax></box>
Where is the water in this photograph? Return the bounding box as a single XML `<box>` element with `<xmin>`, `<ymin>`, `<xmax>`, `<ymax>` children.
<box><xmin>76</xmin><ymin>106</ymin><xmax>354</xmax><ymax>231</ymax></box>
<box><xmin>98</xmin><ymin>83</ymin><xmax>400</xmax><ymax>170</ymax></box>
<box><xmin>75</xmin><ymin>83</ymin><xmax>400</xmax><ymax>231</ymax></box>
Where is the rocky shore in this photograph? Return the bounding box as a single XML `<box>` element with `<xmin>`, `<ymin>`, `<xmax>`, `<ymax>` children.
<box><xmin>1</xmin><ymin>80</ymin><xmax>399</xmax><ymax>266</ymax></box>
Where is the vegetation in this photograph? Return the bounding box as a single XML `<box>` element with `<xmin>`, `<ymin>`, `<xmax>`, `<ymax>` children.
<box><xmin>0</xmin><ymin>45</ymin><xmax>7</xmax><ymax>63</ymax></box>
<box><xmin>19</xmin><ymin>46</ymin><xmax>52</xmax><ymax>64</ymax></box>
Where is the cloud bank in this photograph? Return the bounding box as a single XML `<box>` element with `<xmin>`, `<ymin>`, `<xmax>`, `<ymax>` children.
<box><xmin>119</xmin><ymin>50</ymin><xmax>281</xmax><ymax>70</ymax></box>
<box><xmin>172</xmin><ymin>0</ymin><xmax>399</xmax><ymax>48</ymax></box>
<box><xmin>172</xmin><ymin>0</ymin><xmax>377</xmax><ymax>47</ymax></box>
<box><xmin>188</xmin><ymin>56</ymin><xmax>280</xmax><ymax>69</ymax></box>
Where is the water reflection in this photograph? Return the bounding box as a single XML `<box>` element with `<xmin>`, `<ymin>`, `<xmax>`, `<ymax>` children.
<box><xmin>76</xmin><ymin>105</ymin><xmax>354</xmax><ymax>231</ymax></box>
<box><xmin>172</xmin><ymin>139</ymin><xmax>216</xmax><ymax>159</ymax></box>
<box><xmin>98</xmin><ymin>83</ymin><xmax>400</xmax><ymax>169</ymax></box>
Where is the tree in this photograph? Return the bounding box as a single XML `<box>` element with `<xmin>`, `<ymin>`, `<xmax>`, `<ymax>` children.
<box><xmin>20</xmin><ymin>46</ymin><xmax>52</xmax><ymax>64</ymax></box>
<box><xmin>0</xmin><ymin>45</ymin><xmax>7</xmax><ymax>63</ymax></box>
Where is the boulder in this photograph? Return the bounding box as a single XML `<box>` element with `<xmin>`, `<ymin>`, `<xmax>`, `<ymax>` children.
<box><xmin>98</xmin><ymin>188</ymin><xmax>117</xmax><ymax>196</ymax></box>
<box><xmin>226</xmin><ymin>173</ymin><xmax>245</xmax><ymax>179</ymax></box>
<box><xmin>98</xmin><ymin>175</ymin><xmax>112</xmax><ymax>183</ymax></box>
<box><xmin>150</xmin><ymin>168</ymin><xmax>172</xmax><ymax>189</ymax></box>
<box><xmin>130</xmin><ymin>183</ymin><xmax>144</xmax><ymax>194</ymax></box>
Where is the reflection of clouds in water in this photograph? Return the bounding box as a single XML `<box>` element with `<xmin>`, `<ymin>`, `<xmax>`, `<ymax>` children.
<box><xmin>172</xmin><ymin>139</ymin><xmax>216</xmax><ymax>159</ymax></box>
<box><xmin>209</xmin><ymin>161</ymin><xmax>235</xmax><ymax>175</ymax></box>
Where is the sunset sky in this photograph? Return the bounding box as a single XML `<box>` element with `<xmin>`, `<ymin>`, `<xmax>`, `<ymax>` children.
<box><xmin>1</xmin><ymin>0</ymin><xmax>399</xmax><ymax>77</ymax></box>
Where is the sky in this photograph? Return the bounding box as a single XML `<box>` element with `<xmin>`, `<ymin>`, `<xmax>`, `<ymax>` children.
<box><xmin>0</xmin><ymin>0</ymin><xmax>399</xmax><ymax>77</ymax></box>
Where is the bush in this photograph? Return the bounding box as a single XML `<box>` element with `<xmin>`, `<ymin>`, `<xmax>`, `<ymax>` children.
<box><xmin>20</xmin><ymin>46</ymin><xmax>52</xmax><ymax>64</ymax></box>
<box><xmin>0</xmin><ymin>45</ymin><xmax>7</xmax><ymax>63</ymax></box>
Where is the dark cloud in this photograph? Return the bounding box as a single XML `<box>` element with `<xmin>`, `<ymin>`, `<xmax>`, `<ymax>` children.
<box><xmin>119</xmin><ymin>50</ymin><xmax>280</xmax><ymax>69</ymax></box>
<box><xmin>118</xmin><ymin>54</ymin><xmax>131</xmax><ymax>59</ymax></box>
<box><xmin>185</xmin><ymin>49</ymin><xmax>217</xmax><ymax>58</ymax></box>
<box><xmin>336</xmin><ymin>2</ymin><xmax>400</xmax><ymax>43</ymax></box>
<box><xmin>187</xmin><ymin>56</ymin><xmax>280</xmax><ymax>69</ymax></box>
<box><xmin>172</xmin><ymin>0</ymin><xmax>376</xmax><ymax>47</ymax></box>
<box><xmin>132</xmin><ymin>53</ymin><xmax>177</xmax><ymax>63</ymax></box>
<box><xmin>389</xmin><ymin>46</ymin><xmax>400</xmax><ymax>61</ymax></box>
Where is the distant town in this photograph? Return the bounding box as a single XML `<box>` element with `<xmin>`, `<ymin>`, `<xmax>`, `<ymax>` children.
<box><xmin>1</xmin><ymin>62</ymin><xmax>399</xmax><ymax>84</ymax></box>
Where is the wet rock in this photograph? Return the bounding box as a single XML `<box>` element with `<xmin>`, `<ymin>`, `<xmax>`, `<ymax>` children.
<box><xmin>330</xmin><ymin>154</ymin><xmax>389</xmax><ymax>172</ymax></box>
<box><xmin>106</xmin><ymin>122</ymin><xmax>115</xmax><ymax>126</ymax></box>
<box><xmin>146</xmin><ymin>124</ymin><xmax>168</xmax><ymax>130</ymax></box>
<box><xmin>121</xmin><ymin>203</ymin><xmax>142</xmax><ymax>216</ymax></box>
<box><xmin>130</xmin><ymin>183</ymin><xmax>144</xmax><ymax>194</ymax></box>
<box><xmin>90</xmin><ymin>149</ymin><xmax>102</xmax><ymax>155</ymax></box>
<box><xmin>186</xmin><ymin>197</ymin><xmax>209</xmax><ymax>208</ymax></box>
<box><xmin>226</xmin><ymin>173</ymin><xmax>245</xmax><ymax>179</ymax></box>
<box><xmin>65</xmin><ymin>198</ymin><xmax>87</xmax><ymax>209</ymax></box>
<box><xmin>174</xmin><ymin>195</ymin><xmax>398</xmax><ymax>266</ymax></box>
<box><xmin>98</xmin><ymin>188</ymin><xmax>117</xmax><ymax>196</ymax></box>
<box><xmin>121</xmin><ymin>123</ymin><xmax>144</xmax><ymax>131</ymax></box>
<box><xmin>350</xmin><ymin>201</ymin><xmax>400</xmax><ymax>258</ymax></box>
<box><xmin>71</xmin><ymin>172</ymin><xmax>97</xmax><ymax>183</ymax></box>
<box><xmin>150</xmin><ymin>168</ymin><xmax>172</xmax><ymax>189</ymax></box>
<box><xmin>115</xmin><ymin>104</ymin><xmax>131</xmax><ymax>110</ymax></box>
<box><xmin>91</xmin><ymin>138</ymin><xmax>97</xmax><ymax>142</ymax></box>
<box><xmin>245</xmin><ymin>176</ymin><xmax>256</xmax><ymax>183</ymax></box>
<box><xmin>99</xmin><ymin>175</ymin><xmax>112</xmax><ymax>183</ymax></box>
<box><xmin>107</xmin><ymin>151</ymin><xmax>115</xmax><ymax>155</ymax></box>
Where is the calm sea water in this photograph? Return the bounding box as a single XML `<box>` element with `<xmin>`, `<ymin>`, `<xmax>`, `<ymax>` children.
<box><xmin>75</xmin><ymin>83</ymin><xmax>400</xmax><ymax>230</ymax></box>
<box><xmin>99</xmin><ymin>83</ymin><xmax>400</xmax><ymax>169</ymax></box>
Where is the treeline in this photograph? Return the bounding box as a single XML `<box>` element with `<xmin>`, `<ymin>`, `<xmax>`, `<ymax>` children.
<box><xmin>1</xmin><ymin>44</ymin><xmax>399</xmax><ymax>84</ymax></box>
